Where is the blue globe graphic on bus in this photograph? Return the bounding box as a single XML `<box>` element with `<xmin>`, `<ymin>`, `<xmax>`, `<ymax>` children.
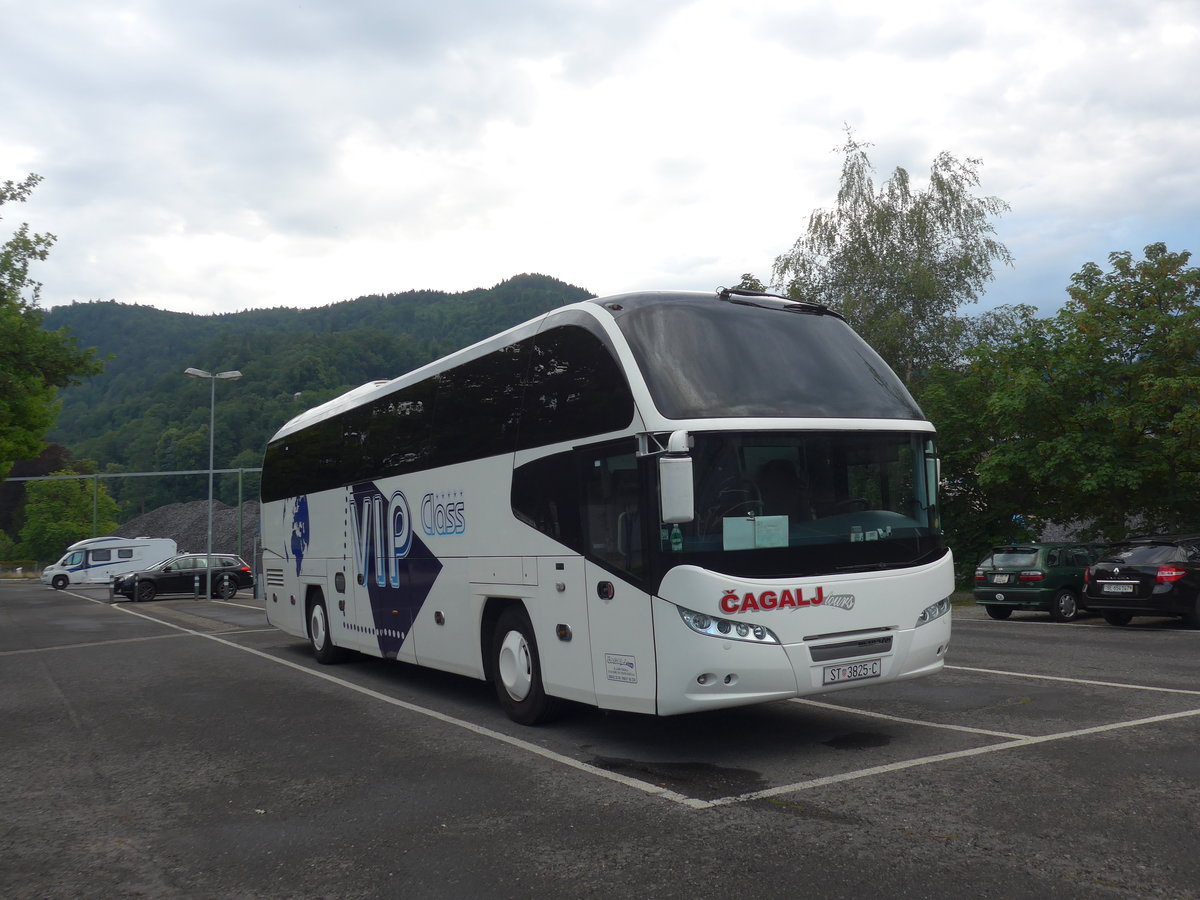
<box><xmin>290</xmin><ymin>495</ymin><xmax>310</xmax><ymax>575</ymax></box>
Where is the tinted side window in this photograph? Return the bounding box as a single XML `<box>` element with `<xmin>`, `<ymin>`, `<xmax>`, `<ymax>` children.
<box><xmin>516</xmin><ymin>325</ymin><xmax>634</xmax><ymax>451</ymax></box>
<box><xmin>261</xmin><ymin>417</ymin><xmax>343</xmax><ymax>502</ymax></box>
<box><xmin>582</xmin><ymin>443</ymin><xmax>644</xmax><ymax>578</ymax></box>
<box><xmin>262</xmin><ymin>382</ymin><xmax>434</xmax><ymax>502</ymax></box>
<box><xmin>91</xmin><ymin>549</ymin><xmax>112</xmax><ymax>563</ymax></box>
<box><xmin>512</xmin><ymin>441</ymin><xmax>646</xmax><ymax>581</ymax></box>
<box><xmin>511</xmin><ymin>450</ymin><xmax>584</xmax><ymax>553</ymax></box>
<box><xmin>262</xmin><ymin>322</ymin><xmax>632</xmax><ymax>502</ymax></box>
<box><xmin>431</xmin><ymin>340</ymin><xmax>529</xmax><ymax>466</ymax></box>
<box><xmin>119</xmin><ymin>549</ymin><xmax>133</xmax><ymax>559</ymax></box>
<box><xmin>360</xmin><ymin>380</ymin><xmax>434</xmax><ymax>481</ymax></box>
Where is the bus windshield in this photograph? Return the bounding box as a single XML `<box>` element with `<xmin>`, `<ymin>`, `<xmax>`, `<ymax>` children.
<box><xmin>655</xmin><ymin>431</ymin><xmax>943</xmax><ymax>580</ymax></box>
<box><xmin>609</xmin><ymin>294</ymin><xmax>922</xmax><ymax>419</ymax></box>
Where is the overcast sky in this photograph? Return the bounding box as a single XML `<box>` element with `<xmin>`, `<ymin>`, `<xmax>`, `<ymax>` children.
<box><xmin>3</xmin><ymin>0</ymin><xmax>1197</xmax><ymax>317</ymax></box>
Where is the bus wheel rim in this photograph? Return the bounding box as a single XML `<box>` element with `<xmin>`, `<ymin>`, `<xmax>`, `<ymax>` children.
<box><xmin>498</xmin><ymin>630</ymin><xmax>533</xmax><ymax>701</ymax></box>
<box><xmin>311</xmin><ymin>607</ymin><xmax>327</xmax><ymax>647</ymax></box>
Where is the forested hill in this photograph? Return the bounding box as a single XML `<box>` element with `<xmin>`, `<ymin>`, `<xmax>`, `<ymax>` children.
<box><xmin>40</xmin><ymin>273</ymin><xmax>593</xmax><ymax>512</ymax></box>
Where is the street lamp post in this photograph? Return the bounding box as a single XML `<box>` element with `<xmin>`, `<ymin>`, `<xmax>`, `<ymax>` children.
<box><xmin>184</xmin><ymin>367</ymin><xmax>242</xmax><ymax>599</ymax></box>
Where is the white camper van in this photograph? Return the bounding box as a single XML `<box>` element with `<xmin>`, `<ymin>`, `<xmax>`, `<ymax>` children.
<box><xmin>41</xmin><ymin>536</ymin><xmax>178</xmax><ymax>590</ymax></box>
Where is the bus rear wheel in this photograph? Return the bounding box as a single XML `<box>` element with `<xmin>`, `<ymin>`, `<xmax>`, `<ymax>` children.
<box><xmin>492</xmin><ymin>606</ymin><xmax>560</xmax><ymax>726</ymax></box>
<box><xmin>308</xmin><ymin>592</ymin><xmax>347</xmax><ymax>664</ymax></box>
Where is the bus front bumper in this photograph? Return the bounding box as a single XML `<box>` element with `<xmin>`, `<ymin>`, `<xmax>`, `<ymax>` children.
<box><xmin>652</xmin><ymin>596</ymin><xmax>950</xmax><ymax>716</ymax></box>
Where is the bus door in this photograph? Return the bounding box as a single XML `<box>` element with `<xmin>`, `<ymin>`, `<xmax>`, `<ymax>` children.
<box><xmin>581</xmin><ymin>443</ymin><xmax>657</xmax><ymax>715</ymax></box>
<box><xmin>534</xmin><ymin>554</ymin><xmax>594</xmax><ymax>706</ymax></box>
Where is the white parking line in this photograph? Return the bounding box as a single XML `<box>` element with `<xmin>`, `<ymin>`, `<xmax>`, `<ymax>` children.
<box><xmin>947</xmin><ymin>664</ymin><xmax>1200</xmax><ymax>697</ymax></box>
<box><xmin>0</xmin><ymin>632</ymin><xmax>192</xmax><ymax>655</ymax></box>
<box><xmin>71</xmin><ymin>592</ymin><xmax>1200</xmax><ymax>811</ymax></box>
<box><xmin>706</xmin><ymin>706</ymin><xmax>1200</xmax><ymax>808</ymax></box>
<box><xmin>212</xmin><ymin>599</ymin><xmax>266</xmax><ymax>611</ymax></box>
<box><xmin>791</xmin><ymin>698</ymin><xmax>1027</xmax><ymax>739</ymax></box>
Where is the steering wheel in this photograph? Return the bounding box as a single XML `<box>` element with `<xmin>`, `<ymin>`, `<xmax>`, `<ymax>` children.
<box><xmin>833</xmin><ymin>497</ymin><xmax>869</xmax><ymax>513</ymax></box>
<box><xmin>700</xmin><ymin>478</ymin><xmax>762</xmax><ymax>533</ymax></box>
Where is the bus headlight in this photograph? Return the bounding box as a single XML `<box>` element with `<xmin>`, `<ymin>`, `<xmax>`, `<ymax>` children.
<box><xmin>678</xmin><ymin>606</ymin><xmax>780</xmax><ymax>644</ymax></box>
<box><xmin>915</xmin><ymin>597</ymin><xmax>951</xmax><ymax>627</ymax></box>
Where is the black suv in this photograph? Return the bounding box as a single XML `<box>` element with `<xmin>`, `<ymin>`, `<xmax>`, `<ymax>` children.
<box><xmin>974</xmin><ymin>542</ymin><xmax>1102</xmax><ymax>622</ymax></box>
<box><xmin>1083</xmin><ymin>535</ymin><xmax>1200</xmax><ymax>627</ymax></box>
<box><xmin>113</xmin><ymin>553</ymin><xmax>254</xmax><ymax>602</ymax></box>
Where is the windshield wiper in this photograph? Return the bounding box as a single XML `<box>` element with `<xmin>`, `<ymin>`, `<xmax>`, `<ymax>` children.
<box><xmin>836</xmin><ymin>547</ymin><xmax>945</xmax><ymax>573</ymax></box>
<box><xmin>835</xmin><ymin>561</ymin><xmax>894</xmax><ymax>573</ymax></box>
<box><xmin>715</xmin><ymin>286</ymin><xmax>830</xmax><ymax>315</ymax></box>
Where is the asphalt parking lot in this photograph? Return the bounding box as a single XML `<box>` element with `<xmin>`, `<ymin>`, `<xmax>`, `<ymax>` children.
<box><xmin>2</xmin><ymin>581</ymin><xmax>1198</xmax><ymax>899</ymax></box>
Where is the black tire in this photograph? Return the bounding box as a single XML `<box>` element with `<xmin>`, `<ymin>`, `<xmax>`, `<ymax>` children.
<box><xmin>1103</xmin><ymin>612</ymin><xmax>1133</xmax><ymax>627</ymax></box>
<box><xmin>51</xmin><ymin>575</ymin><xmax>69</xmax><ymax>590</ymax></box>
<box><xmin>308</xmin><ymin>592</ymin><xmax>346</xmax><ymax>664</ymax></box>
<box><xmin>985</xmin><ymin>605</ymin><xmax>1012</xmax><ymax>620</ymax></box>
<box><xmin>212</xmin><ymin>575</ymin><xmax>238</xmax><ymax>600</ymax></box>
<box><xmin>135</xmin><ymin>581</ymin><xmax>156</xmax><ymax>602</ymax></box>
<box><xmin>1049</xmin><ymin>589</ymin><xmax>1080</xmax><ymax>623</ymax></box>
<box><xmin>491</xmin><ymin>606</ymin><xmax>560</xmax><ymax>726</ymax></box>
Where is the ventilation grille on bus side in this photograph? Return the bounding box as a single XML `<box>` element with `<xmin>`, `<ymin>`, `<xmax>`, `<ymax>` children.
<box><xmin>264</xmin><ymin>568</ymin><xmax>286</xmax><ymax>587</ymax></box>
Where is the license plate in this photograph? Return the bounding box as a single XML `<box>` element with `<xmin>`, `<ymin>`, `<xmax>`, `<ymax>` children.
<box><xmin>823</xmin><ymin>658</ymin><xmax>882</xmax><ymax>685</ymax></box>
<box><xmin>992</xmin><ymin>574</ymin><xmax>1011</xmax><ymax>584</ymax></box>
<box><xmin>1103</xmin><ymin>583</ymin><xmax>1134</xmax><ymax>593</ymax></box>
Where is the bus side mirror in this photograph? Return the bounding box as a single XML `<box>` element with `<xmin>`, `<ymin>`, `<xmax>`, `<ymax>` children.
<box><xmin>659</xmin><ymin>431</ymin><xmax>694</xmax><ymax>524</ymax></box>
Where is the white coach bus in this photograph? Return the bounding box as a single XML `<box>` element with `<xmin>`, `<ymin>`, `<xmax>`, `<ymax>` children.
<box><xmin>260</xmin><ymin>289</ymin><xmax>953</xmax><ymax>724</ymax></box>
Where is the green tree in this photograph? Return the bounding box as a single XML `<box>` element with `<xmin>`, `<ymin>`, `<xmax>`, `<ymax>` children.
<box><xmin>18</xmin><ymin>471</ymin><xmax>120</xmax><ymax>563</ymax></box>
<box><xmin>1</xmin><ymin>174</ymin><xmax>102</xmax><ymax>479</ymax></box>
<box><xmin>917</xmin><ymin>304</ymin><xmax>1046</xmax><ymax>583</ymax></box>
<box><xmin>954</xmin><ymin>244</ymin><xmax>1199</xmax><ymax>542</ymax></box>
<box><xmin>772</xmin><ymin>129</ymin><xmax>1012</xmax><ymax>381</ymax></box>
<box><xmin>0</xmin><ymin>528</ymin><xmax>17</xmax><ymax>562</ymax></box>
<box><xmin>731</xmin><ymin>273</ymin><xmax>768</xmax><ymax>293</ymax></box>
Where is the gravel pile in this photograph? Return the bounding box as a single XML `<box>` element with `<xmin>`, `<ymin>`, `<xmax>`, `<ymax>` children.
<box><xmin>112</xmin><ymin>500</ymin><xmax>261</xmax><ymax>565</ymax></box>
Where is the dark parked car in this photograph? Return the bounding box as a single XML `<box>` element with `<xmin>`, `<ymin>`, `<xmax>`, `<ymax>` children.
<box><xmin>974</xmin><ymin>542</ymin><xmax>1102</xmax><ymax>622</ymax></box>
<box><xmin>1083</xmin><ymin>535</ymin><xmax>1200</xmax><ymax>627</ymax></box>
<box><xmin>113</xmin><ymin>553</ymin><xmax>254</xmax><ymax>601</ymax></box>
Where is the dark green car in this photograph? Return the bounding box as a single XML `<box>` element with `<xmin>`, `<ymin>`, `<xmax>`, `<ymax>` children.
<box><xmin>973</xmin><ymin>543</ymin><xmax>1102</xmax><ymax>622</ymax></box>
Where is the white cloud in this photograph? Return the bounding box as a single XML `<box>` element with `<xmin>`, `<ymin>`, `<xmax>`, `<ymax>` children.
<box><xmin>1</xmin><ymin>0</ymin><xmax>1196</xmax><ymax>316</ymax></box>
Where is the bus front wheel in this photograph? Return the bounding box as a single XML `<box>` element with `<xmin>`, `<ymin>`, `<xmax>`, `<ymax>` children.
<box><xmin>492</xmin><ymin>606</ymin><xmax>560</xmax><ymax>726</ymax></box>
<box><xmin>52</xmin><ymin>575</ymin><xmax>68</xmax><ymax>590</ymax></box>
